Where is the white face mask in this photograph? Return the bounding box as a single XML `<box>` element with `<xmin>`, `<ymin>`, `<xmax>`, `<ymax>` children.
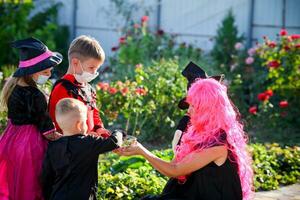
<box><xmin>35</xmin><ymin>75</ymin><xmax>50</xmax><ymax>85</ymax></box>
<box><xmin>74</xmin><ymin>62</ymin><xmax>99</xmax><ymax>83</ymax></box>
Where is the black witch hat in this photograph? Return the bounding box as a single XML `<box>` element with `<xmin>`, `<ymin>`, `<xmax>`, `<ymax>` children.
<box><xmin>178</xmin><ymin>61</ymin><xmax>224</xmax><ymax>110</ymax></box>
<box><xmin>12</xmin><ymin>37</ymin><xmax>63</xmax><ymax>77</ymax></box>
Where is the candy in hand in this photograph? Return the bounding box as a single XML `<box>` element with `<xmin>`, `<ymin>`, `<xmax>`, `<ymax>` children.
<box><xmin>122</xmin><ymin>135</ymin><xmax>137</xmax><ymax>147</ymax></box>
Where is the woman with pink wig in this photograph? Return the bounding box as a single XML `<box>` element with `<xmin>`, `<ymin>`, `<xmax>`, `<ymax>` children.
<box><xmin>119</xmin><ymin>78</ymin><xmax>254</xmax><ymax>200</ymax></box>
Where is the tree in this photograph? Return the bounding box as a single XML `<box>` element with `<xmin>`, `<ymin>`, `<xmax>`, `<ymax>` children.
<box><xmin>211</xmin><ymin>9</ymin><xmax>243</xmax><ymax>77</ymax></box>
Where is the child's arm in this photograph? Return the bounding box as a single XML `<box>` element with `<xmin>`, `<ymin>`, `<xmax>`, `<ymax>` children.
<box><xmin>41</xmin><ymin>151</ymin><xmax>55</xmax><ymax>200</ymax></box>
<box><xmin>90</xmin><ymin>131</ymin><xmax>123</xmax><ymax>154</ymax></box>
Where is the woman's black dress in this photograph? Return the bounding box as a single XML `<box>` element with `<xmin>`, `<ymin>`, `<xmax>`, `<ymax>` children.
<box><xmin>142</xmin><ymin>133</ymin><xmax>243</xmax><ymax>200</ymax></box>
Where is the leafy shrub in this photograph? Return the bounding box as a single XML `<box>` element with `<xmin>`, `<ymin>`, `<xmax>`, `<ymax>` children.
<box><xmin>108</xmin><ymin>15</ymin><xmax>203</xmax><ymax>80</ymax></box>
<box><xmin>228</xmin><ymin>29</ymin><xmax>300</xmax><ymax>144</ymax></box>
<box><xmin>97</xmin><ymin>150</ymin><xmax>173</xmax><ymax>200</ymax></box>
<box><xmin>0</xmin><ymin>1</ymin><xmax>69</xmax><ymax>75</ymax></box>
<box><xmin>250</xmin><ymin>143</ymin><xmax>300</xmax><ymax>190</ymax></box>
<box><xmin>211</xmin><ymin>10</ymin><xmax>243</xmax><ymax>78</ymax></box>
<box><xmin>97</xmin><ymin>59</ymin><xmax>186</xmax><ymax>142</ymax></box>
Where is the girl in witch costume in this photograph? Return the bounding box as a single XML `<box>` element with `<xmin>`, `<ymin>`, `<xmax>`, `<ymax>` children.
<box><xmin>0</xmin><ymin>37</ymin><xmax>62</xmax><ymax>200</ymax></box>
<box><xmin>48</xmin><ymin>35</ymin><xmax>110</xmax><ymax>137</ymax></box>
<box><xmin>119</xmin><ymin>78</ymin><xmax>253</xmax><ymax>200</ymax></box>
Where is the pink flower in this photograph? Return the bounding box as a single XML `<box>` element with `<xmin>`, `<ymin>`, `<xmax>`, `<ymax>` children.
<box><xmin>98</xmin><ymin>82</ymin><xmax>109</xmax><ymax>91</ymax></box>
<box><xmin>268</xmin><ymin>60</ymin><xmax>280</xmax><ymax>69</ymax></box>
<box><xmin>134</xmin><ymin>24</ymin><xmax>140</xmax><ymax>29</ymax></box>
<box><xmin>116</xmin><ymin>81</ymin><xmax>123</xmax><ymax>87</ymax></box>
<box><xmin>248</xmin><ymin>48</ymin><xmax>256</xmax><ymax>56</ymax></box>
<box><xmin>280</xmin><ymin>29</ymin><xmax>288</xmax><ymax>36</ymax></box>
<box><xmin>249</xmin><ymin>106</ymin><xmax>257</xmax><ymax>114</ymax></box>
<box><xmin>141</xmin><ymin>16</ymin><xmax>149</xmax><ymax>23</ymax></box>
<box><xmin>245</xmin><ymin>57</ymin><xmax>254</xmax><ymax>65</ymax></box>
<box><xmin>291</xmin><ymin>34</ymin><xmax>300</xmax><ymax>40</ymax></box>
<box><xmin>279</xmin><ymin>100</ymin><xmax>288</xmax><ymax>108</ymax></box>
<box><xmin>268</xmin><ymin>41</ymin><xmax>276</xmax><ymax>48</ymax></box>
<box><xmin>119</xmin><ymin>37</ymin><xmax>126</xmax><ymax>44</ymax></box>
<box><xmin>234</xmin><ymin>42</ymin><xmax>243</xmax><ymax>50</ymax></box>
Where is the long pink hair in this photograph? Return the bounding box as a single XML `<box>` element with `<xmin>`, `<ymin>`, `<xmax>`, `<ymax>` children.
<box><xmin>175</xmin><ymin>78</ymin><xmax>253</xmax><ymax>200</ymax></box>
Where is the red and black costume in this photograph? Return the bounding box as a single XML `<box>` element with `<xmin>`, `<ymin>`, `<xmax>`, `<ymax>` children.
<box><xmin>48</xmin><ymin>74</ymin><xmax>108</xmax><ymax>136</ymax></box>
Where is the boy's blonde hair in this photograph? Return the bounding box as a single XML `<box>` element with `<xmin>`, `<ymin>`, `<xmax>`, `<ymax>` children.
<box><xmin>68</xmin><ymin>35</ymin><xmax>105</xmax><ymax>62</ymax></box>
<box><xmin>55</xmin><ymin>98</ymin><xmax>87</xmax><ymax>131</ymax></box>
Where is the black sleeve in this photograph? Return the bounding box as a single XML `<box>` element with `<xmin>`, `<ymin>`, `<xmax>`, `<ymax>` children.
<box><xmin>88</xmin><ymin>135</ymin><xmax>119</xmax><ymax>155</ymax></box>
<box><xmin>176</xmin><ymin>115</ymin><xmax>190</xmax><ymax>132</ymax></box>
<box><xmin>31</xmin><ymin>90</ymin><xmax>55</xmax><ymax>134</ymax></box>
<box><xmin>41</xmin><ymin>151</ymin><xmax>55</xmax><ymax>200</ymax></box>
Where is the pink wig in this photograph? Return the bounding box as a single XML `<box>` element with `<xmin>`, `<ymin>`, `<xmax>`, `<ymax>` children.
<box><xmin>175</xmin><ymin>78</ymin><xmax>253</xmax><ymax>200</ymax></box>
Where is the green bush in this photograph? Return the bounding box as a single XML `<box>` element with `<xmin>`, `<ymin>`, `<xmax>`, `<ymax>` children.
<box><xmin>97</xmin><ymin>144</ymin><xmax>300</xmax><ymax>199</ymax></box>
<box><xmin>97</xmin><ymin>59</ymin><xmax>187</xmax><ymax>142</ymax></box>
<box><xmin>0</xmin><ymin>1</ymin><xmax>69</xmax><ymax>75</ymax></box>
<box><xmin>211</xmin><ymin>9</ymin><xmax>243</xmax><ymax>79</ymax></box>
<box><xmin>228</xmin><ymin>30</ymin><xmax>300</xmax><ymax>144</ymax></box>
<box><xmin>250</xmin><ymin>143</ymin><xmax>300</xmax><ymax>190</ymax></box>
<box><xmin>108</xmin><ymin>15</ymin><xmax>204</xmax><ymax>80</ymax></box>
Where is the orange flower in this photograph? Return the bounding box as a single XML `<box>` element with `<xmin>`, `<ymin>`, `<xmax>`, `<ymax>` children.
<box><xmin>121</xmin><ymin>87</ymin><xmax>129</xmax><ymax>96</ymax></box>
<box><xmin>135</xmin><ymin>88</ymin><xmax>147</xmax><ymax>96</ymax></box>
<box><xmin>98</xmin><ymin>82</ymin><xmax>110</xmax><ymax>91</ymax></box>
<box><xmin>108</xmin><ymin>87</ymin><xmax>118</xmax><ymax>94</ymax></box>
<box><xmin>264</xmin><ymin>89</ymin><xmax>273</xmax><ymax>97</ymax></box>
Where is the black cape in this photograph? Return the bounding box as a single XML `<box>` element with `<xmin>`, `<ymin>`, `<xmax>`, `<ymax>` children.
<box><xmin>41</xmin><ymin>134</ymin><xmax>119</xmax><ymax>200</ymax></box>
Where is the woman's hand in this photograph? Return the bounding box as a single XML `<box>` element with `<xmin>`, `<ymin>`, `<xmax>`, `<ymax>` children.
<box><xmin>115</xmin><ymin>141</ymin><xmax>144</xmax><ymax>156</ymax></box>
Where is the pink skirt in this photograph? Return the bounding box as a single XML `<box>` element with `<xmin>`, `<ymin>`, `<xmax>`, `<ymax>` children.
<box><xmin>0</xmin><ymin>121</ymin><xmax>47</xmax><ymax>200</ymax></box>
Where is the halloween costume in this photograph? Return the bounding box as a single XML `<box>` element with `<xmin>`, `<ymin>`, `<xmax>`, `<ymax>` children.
<box><xmin>41</xmin><ymin>133</ymin><xmax>120</xmax><ymax>200</ymax></box>
<box><xmin>172</xmin><ymin>61</ymin><xmax>224</xmax><ymax>150</ymax></box>
<box><xmin>143</xmin><ymin>62</ymin><xmax>244</xmax><ymax>200</ymax></box>
<box><xmin>0</xmin><ymin>37</ymin><xmax>62</xmax><ymax>200</ymax></box>
<box><xmin>48</xmin><ymin>73</ymin><xmax>106</xmax><ymax>136</ymax></box>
